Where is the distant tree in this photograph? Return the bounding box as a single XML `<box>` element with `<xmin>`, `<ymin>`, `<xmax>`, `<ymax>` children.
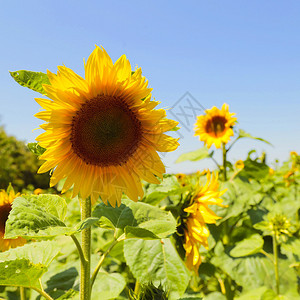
<box><xmin>0</xmin><ymin>126</ymin><xmax>50</xmax><ymax>190</ymax></box>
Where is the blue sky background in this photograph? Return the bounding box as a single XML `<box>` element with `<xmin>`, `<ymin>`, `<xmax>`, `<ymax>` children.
<box><xmin>1</xmin><ymin>1</ymin><xmax>299</xmax><ymax>173</ymax></box>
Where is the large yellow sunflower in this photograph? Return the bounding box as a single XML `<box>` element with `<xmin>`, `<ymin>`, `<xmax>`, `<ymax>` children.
<box><xmin>183</xmin><ymin>171</ymin><xmax>226</xmax><ymax>271</ymax></box>
<box><xmin>194</xmin><ymin>103</ymin><xmax>237</xmax><ymax>149</ymax></box>
<box><xmin>0</xmin><ymin>189</ymin><xmax>26</xmax><ymax>252</ymax></box>
<box><xmin>35</xmin><ymin>46</ymin><xmax>179</xmax><ymax>207</ymax></box>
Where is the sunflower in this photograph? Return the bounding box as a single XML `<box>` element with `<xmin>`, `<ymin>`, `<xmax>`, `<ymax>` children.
<box><xmin>0</xmin><ymin>189</ymin><xmax>26</xmax><ymax>252</ymax></box>
<box><xmin>182</xmin><ymin>171</ymin><xmax>226</xmax><ymax>271</ymax></box>
<box><xmin>194</xmin><ymin>103</ymin><xmax>237</xmax><ymax>149</ymax></box>
<box><xmin>234</xmin><ymin>160</ymin><xmax>244</xmax><ymax>170</ymax></box>
<box><xmin>35</xmin><ymin>46</ymin><xmax>179</xmax><ymax>207</ymax></box>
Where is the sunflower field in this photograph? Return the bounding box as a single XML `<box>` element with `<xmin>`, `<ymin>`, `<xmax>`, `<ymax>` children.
<box><xmin>0</xmin><ymin>47</ymin><xmax>299</xmax><ymax>300</ymax></box>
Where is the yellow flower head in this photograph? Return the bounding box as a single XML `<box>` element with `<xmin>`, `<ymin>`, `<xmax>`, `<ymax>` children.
<box><xmin>182</xmin><ymin>171</ymin><xmax>227</xmax><ymax>271</ymax></box>
<box><xmin>0</xmin><ymin>189</ymin><xmax>26</xmax><ymax>252</ymax></box>
<box><xmin>290</xmin><ymin>151</ymin><xmax>298</xmax><ymax>157</ymax></box>
<box><xmin>33</xmin><ymin>188</ymin><xmax>43</xmax><ymax>195</ymax></box>
<box><xmin>234</xmin><ymin>160</ymin><xmax>244</xmax><ymax>170</ymax></box>
<box><xmin>194</xmin><ymin>103</ymin><xmax>237</xmax><ymax>149</ymax></box>
<box><xmin>35</xmin><ymin>46</ymin><xmax>179</xmax><ymax>207</ymax></box>
<box><xmin>269</xmin><ymin>168</ymin><xmax>275</xmax><ymax>176</ymax></box>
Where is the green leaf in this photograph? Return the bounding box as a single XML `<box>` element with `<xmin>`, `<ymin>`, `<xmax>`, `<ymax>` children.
<box><xmin>253</xmin><ymin>221</ymin><xmax>272</xmax><ymax>236</ymax></box>
<box><xmin>235</xmin><ymin>287</ymin><xmax>268</xmax><ymax>300</ymax></box>
<box><xmin>0</xmin><ymin>259</ymin><xmax>46</xmax><ymax>289</ymax></box>
<box><xmin>10</xmin><ymin>70</ymin><xmax>50</xmax><ymax>95</ymax></box>
<box><xmin>27</xmin><ymin>142</ymin><xmax>46</xmax><ymax>157</ymax></box>
<box><xmin>230</xmin><ymin>234</ymin><xmax>264</xmax><ymax>257</ymax></box>
<box><xmin>124</xmin><ymin>238</ymin><xmax>189</xmax><ymax>299</ymax></box>
<box><xmin>238</xmin><ymin>159</ymin><xmax>270</xmax><ymax>180</ymax></box>
<box><xmin>93</xmin><ymin>199</ymin><xmax>176</xmax><ymax>239</ymax></box>
<box><xmin>238</xmin><ymin>129</ymin><xmax>272</xmax><ymax>146</ymax></box>
<box><xmin>143</xmin><ymin>175</ymin><xmax>183</xmax><ymax>205</ymax></box>
<box><xmin>176</xmin><ymin>147</ymin><xmax>211</xmax><ymax>163</ymax></box>
<box><xmin>91</xmin><ymin>272</ymin><xmax>126</xmax><ymax>300</ymax></box>
<box><xmin>5</xmin><ymin>194</ymin><xmax>68</xmax><ymax>238</ymax></box>
<box><xmin>0</xmin><ymin>241</ymin><xmax>60</xmax><ymax>289</ymax></box>
<box><xmin>0</xmin><ymin>241</ymin><xmax>61</xmax><ymax>267</ymax></box>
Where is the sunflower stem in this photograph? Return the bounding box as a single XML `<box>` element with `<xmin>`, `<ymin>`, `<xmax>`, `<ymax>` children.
<box><xmin>20</xmin><ymin>287</ymin><xmax>26</xmax><ymax>300</ymax></box>
<box><xmin>272</xmin><ymin>232</ymin><xmax>280</xmax><ymax>295</ymax></box>
<box><xmin>222</xmin><ymin>143</ymin><xmax>227</xmax><ymax>181</ymax></box>
<box><xmin>80</xmin><ymin>197</ymin><xmax>91</xmax><ymax>300</ymax></box>
<box><xmin>71</xmin><ymin>234</ymin><xmax>86</xmax><ymax>266</ymax></box>
<box><xmin>90</xmin><ymin>233</ymin><xmax>125</xmax><ymax>289</ymax></box>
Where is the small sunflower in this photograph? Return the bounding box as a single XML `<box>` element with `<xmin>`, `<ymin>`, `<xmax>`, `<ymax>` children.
<box><xmin>182</xmin><ymin>171</ymin><xmax>226</xmax><ymax>271</ymax></box>
<box><xmin>35</xmin><ymin>46</ymin><xmax>179</xmax><ymax>207</ymax></box>
<box><xmin>194</xmin><ymin>103</ymin><xmax>237</xmax><ymax>149</ymax></box>
<box><xmin>0</xmin><ymin>189</ymin><xmax>26</xmax><ymax>252</ymax></box>
<box><xmin>234</xmin><ymin>160</ymin><xmax>244</xmax><ymax>170</ymax></box>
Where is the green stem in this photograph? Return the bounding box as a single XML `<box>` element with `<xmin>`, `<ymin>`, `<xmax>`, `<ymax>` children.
<box><xmin>20</xmin><ymin>287</ymin><xmax>26</xmax><ymax>300</ymax></box>
<box><xmin>80</xmin><ymin>197</ymin><xmax>91</xmax><ymax>300</ymax></box>
<box><xmin>272</xmin><ymin>233</ymin><xmax>280</xmax><ymax>295</ymax></box>
<box><xmin>222</xmin><ymin>143</ymin><xmax>227</xmax><ymax>181</ymax></box>
<box><xmin>32</xmin><ymin>287</ymin><xmax>54</xmax><ymax>300</ymax></box>
<box><xmin>71</xmin><ymin>234</ymin><xmax>86</xmax><ymax>265</ymax></box>
<box><xmin>90</xmin><ymin>233</ymin><xmax>125</xmax><ymax>289</ymax></box>
<box><xmin>134</xmin><ymin>280</ymin><xmax>141</xmax><ymax>297</ymax></box>
<box><xmin>260</xmin><ymin>249</ymin><xmax>273</xmax><ymax>263</ymax></box>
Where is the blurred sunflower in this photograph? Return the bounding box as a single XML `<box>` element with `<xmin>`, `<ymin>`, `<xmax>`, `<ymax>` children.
<box><xmin>234</xmin><ymin>160</ymin><xmax>244</xmax><ymax>170</ymax></box>
<box><xmin>182</xmin><ymin>171</ymin><xmax>226</xmax><ymax>271</ymax></box>
<box><xmin>35</xmin><ymin>46</ymin><xmax>179</xmax><ymax>207</ymax></box>
<box><xmin>194</xmin><ymin>103</ymin><xmax>237</xmax><ymax>149</ymax></box>
<box><xmin>0</xmin><ymin>189</ymin><xmax>26</xmax><ymax>252</ymax></box>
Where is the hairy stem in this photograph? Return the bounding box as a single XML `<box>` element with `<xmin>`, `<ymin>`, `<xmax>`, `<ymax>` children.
<box><xmin>80</xmin><ymin>197</ymin><xmax>91</xmax><ymax>300</ymax></box>
<box><xmin>272</xmin><ymin>233</ymin><xmax>280</xmax><ymax>295</ymax></box>
<box><xmin>222</xmin><ymin>143</ymin><xmax>227</xmax><ymax>181</ymax></box>
<box><xmin>71</xmin><ymin>234</ymin><xmax>86</xmax><ymax>265</ymax></box>
<box><xmin>32</xmin><ymin>287</ymin><xmax>54</xmax><ymax>300</ymax></box>
<box><xmin>20</xmin><ymin>287</ymin><xmax>26</xmax><ymax>300</ymax></box>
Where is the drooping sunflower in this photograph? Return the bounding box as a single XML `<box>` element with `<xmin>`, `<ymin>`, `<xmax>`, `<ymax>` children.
<box><xmin>194</xmin><ymin>103</ymin><xmax>237</xmax><ymax>149</ymax></box>
<box><xmin>0</xmin><ymin>189</ymin><xmax>26</xmax><ymax>252</ymax></box>
<box><xmin>182</xmin><ymin>171</ymin><xmax>226</xmax><ymax>271</ymax></box>
<box><xmin>35</xmin><ymin>46</ymin><xmax>179</xmax><ymax>207</ymax></box>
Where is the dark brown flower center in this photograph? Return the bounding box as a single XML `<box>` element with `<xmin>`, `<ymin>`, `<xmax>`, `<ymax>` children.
<box><xmin>71</xmin><ymin>95</ymin><xmax>142</xmax><ymax>166</ymax></box>
<box><xmin>0</xmin><ymin>203</ymin><xmax>11</xmax><ymax>235</ymax></box>
<box><xmin>205</xmin><ymin>116</ymin><xmax>227</xmax><ymax>137</ymax></box>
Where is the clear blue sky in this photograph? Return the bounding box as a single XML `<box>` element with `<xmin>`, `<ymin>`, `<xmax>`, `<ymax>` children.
<box><xmin>1</xmin><ymin>1</ymin><xmax>299</xmax><ymax>173</ymax></box>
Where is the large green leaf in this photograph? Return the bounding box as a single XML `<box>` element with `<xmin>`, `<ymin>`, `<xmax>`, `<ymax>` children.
<box><xmin>0</xmin><ymin>259</ymin><xmax>46</xmax><ymax>289</ymax></box>
<box><xmin>93</xmin><ymin>199</ymin><xmax>176</xmax><ymax>239</ymax></box>
<box><xmin>5</xmin><ymin>194</ymin><xmax>67</xmax><ymax>238</ymax></box>
<box><xmin>124</xmin><ymin>238</ymin><xmax>189</xmax><ymax>299</ymax></box>
<box><xmin>212</xmin><ymin>242</ymin><xmax>298</xmax><ymax>294</ymax></box>
<box><xmin>5</xmin><ymin>195</ymin><xmax>98</xmax><ymax>238</ymax></box>
<box><xmin>0</xmin><ymin>241</ymin><xmax>60</xmax><ymax>267</ymax></box>
<box><xmin>10</xmin><ymin>70</ymin><xmax>49</xmax><ymax>95</ymax></box>
<box><xmin>91</xmin><ymin>272</ymin><xmax>126</xmax><ymax>299</ymax></box>
<box><xmin>238</xmin><ymin>129</ymin><xmax>272</xmax><ymax>146</ymax></box>
<box><xmin>230</xmin><ymin>234</ymin><xmax>264</xmax><ymax>257</ymax></box>
<box><xmin>176</xmin><ymin>147</ymin><xmax>211</xmax><ymax>163</ymax></box>
<box><xmin>0</xmin><ymin>241</ymin><xmax>60</xmax><ymax>289</ymax></box>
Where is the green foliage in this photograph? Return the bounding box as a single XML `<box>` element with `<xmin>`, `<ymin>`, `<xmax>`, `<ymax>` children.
<box><xmin>10</xmin><ymin>70</ymin><xmax>49</xmax><ymax>95</ymax></box>
<box><xmin>0</xmin><ymin>241</ymin><xmax>60</xmax><ymax>289</ymax></box>
<box><xmin>230</xmin><ymin>234</ymin><xmax>264</xmax><ymax>257</ymax></box>
<box><xmin>0</xmin><ymin>126</ymin><xmax>50</xmax><ymax>190</ymax></box>
<box><xmin>92</xmin><ymin>272</ymin><xmax>126</xmax><ymax>299</ymax></box>
<box><xmin>93</xmin><ymin>198</ymin><xmax>177</xmax><ymax>239</ymax></box>
<box><xmin>237</xmin><ymin>129</ymin><xmax>272</xmax><ymax>146</ymax></box>
<box><xmin>27</xmin><ymin>142</ymin><xmax>46</xmax><ymax>157</ymax></box>
<box><xmin>176</xmin><ymin>147</ymin><xmax>212</xmax><ymax>163</ymax></box>
<box><xmin>124</xmin><ymin>238</ymin><xmax>190</xmax><ymax>299</ymax></box>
